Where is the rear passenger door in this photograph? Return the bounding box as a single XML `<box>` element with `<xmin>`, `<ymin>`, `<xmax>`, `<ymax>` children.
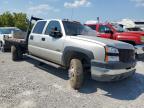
<box><xmin>28</xmin><ymin>21</ymin><xmax>47</xmax><ymax>57</ymax></box>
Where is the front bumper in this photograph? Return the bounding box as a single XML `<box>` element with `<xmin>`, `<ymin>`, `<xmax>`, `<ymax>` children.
<box><xmin>91</xmin><ymin>60</ymin><xmax>136</xmax><ymax>81</ymax></box>
<box><xmin>135</xmin><ymin>44</ymin><xmax>144</xmax><ymax>54</ymax></box>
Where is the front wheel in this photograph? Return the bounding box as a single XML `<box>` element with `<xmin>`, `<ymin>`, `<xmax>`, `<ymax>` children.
<box><xmin>68</xmin><ymin>59</ymin><xmax>84</xmax><ymax>90</ymax></box>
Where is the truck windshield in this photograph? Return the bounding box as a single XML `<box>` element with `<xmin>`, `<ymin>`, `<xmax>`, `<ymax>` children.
<box><xmin>62</xmin><ymin>21</ymin><xmax>96</xmax><ymax>36</ymax></box>
<box><xmin>112</xmin><ymin>24</ymin><xmax>126</xmax><ymax>32</ymax></box>
<box><xmin>0</xmin><ymin>28</ymin><xmax>21</xmax><ymax>34</ymax></box>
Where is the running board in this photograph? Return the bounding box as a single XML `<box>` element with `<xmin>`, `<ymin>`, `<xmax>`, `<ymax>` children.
<box><xmin>25</xmin><ymin>54</ymin><xmax>62</xmax><ymax>68</ymax></box>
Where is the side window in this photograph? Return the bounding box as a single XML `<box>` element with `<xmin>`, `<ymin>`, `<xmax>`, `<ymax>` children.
<box><xmin>88</xmin><ymin>25</ymin><xmax>96</xmax><ymax>30</ymax></box>
<box><xmin>99</xmin><ymin>25</ymin><xmax>111</xmax><ymax>33</ymax></box>
<box><xmin>32</xmin><ymin>21</ymin><xmax>47</xmax><ymax>34</ymax></box>
<box><xmin>45</xmin><ymin>21</ymin><xmax>62</xmax><ymax>35</ymax></box>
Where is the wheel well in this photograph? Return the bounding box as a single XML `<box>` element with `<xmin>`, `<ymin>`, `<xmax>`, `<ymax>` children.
<box><xmin>120</xmin><ymin>40</ymin><xmax>136</xmax><ymax>45</ymax></box>
<box><xmin>69</xmin><ymin>52</ymin><xmax>92</xmax><ymax>78</ymax></box>
<box><xmin>66</xmin><ymin>51</ymin><xmax>91</xmax><ymax>69</ymax></box>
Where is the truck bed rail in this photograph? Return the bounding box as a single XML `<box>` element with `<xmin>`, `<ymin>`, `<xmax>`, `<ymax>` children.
<box><xmin>4</xmin><ymin>38</ymin><xmax>26</xmax><ymax>46</ymax></box>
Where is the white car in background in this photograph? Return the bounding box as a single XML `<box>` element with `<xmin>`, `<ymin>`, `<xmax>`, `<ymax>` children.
<box><xmin>0</xmin><ymin>27</ymin><xmax>26</xmax><ymax>52</ymax></box>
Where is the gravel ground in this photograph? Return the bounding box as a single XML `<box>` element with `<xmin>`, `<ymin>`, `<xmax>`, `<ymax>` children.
<box><xmin>0</xmin><ymin>52</ymin><xmax>144</xmax><ymax>108</ymax></box>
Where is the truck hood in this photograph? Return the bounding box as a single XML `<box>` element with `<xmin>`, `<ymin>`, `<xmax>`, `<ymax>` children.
<box><xmin>117</xmin><ymin>31</ymin><xmax>144</xmax><ymax>37</ymax></box>
<box><xmin>70</xmin><ymin>35</ymin><xmax>134</xmax><ymax>50</ymax></box>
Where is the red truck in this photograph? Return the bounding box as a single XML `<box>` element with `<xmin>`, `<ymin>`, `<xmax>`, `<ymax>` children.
<box><xmin>85</xmin><ymin>22</ymin><xmax>144</xmax><ymax>57</ymax></box>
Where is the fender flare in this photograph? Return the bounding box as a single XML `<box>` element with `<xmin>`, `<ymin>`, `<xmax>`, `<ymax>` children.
<box><xmin>62</xmin><ymin>46</ymin><xmax>94</xmax><ymax>67</ymax></box>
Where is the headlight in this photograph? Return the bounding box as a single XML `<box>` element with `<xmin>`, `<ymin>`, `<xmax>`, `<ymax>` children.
<box><xmin>105</xmin><ymin>46</ymin><xmax>119</xmax><ymax>62</ymax></box>
<box><xmin>106</xmin><ymin>46</ymin><xmax>119</xmax><ymax>53</ymax></box>
<box><xmin>141</xmin><ymin>36</ymin><xmax>144</xmax><ymax>43</ymax></box>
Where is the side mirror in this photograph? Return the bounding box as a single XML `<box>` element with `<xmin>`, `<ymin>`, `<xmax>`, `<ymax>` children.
<box><xmin>49</xmin><ymin>30</ymin><xmax>63</xmax><ymax>38</ymax></box>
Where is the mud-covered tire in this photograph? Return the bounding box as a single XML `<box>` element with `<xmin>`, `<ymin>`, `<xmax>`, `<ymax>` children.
<box><xmin>68</xmin><ymin>59</ymin><xmax>84</xmax><ymax>90</ymax></box>
<box><xmin>11</xmin><ymin>46</ymin><xmax>18</xmax><ymax>61</ymax></box>
<box><xmin>0</xmin><ymin>41</ymin><xmax>2</xmax><ymax>51</ymax></box>
<box><xmin>1</xmin><ymin>46</ymin><xmax>5</xmax><ymax>52</ymax></box>
<box><xmin>11</xmin><ymin>46</ymin><xmax>23</xmax><ymax>61</ymax></box>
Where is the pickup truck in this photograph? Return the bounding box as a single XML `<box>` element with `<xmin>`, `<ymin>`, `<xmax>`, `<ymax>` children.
<box><xmin>0</xmin><ymin>27</ymin><xmax>26</xmax><ymax>52</ymax></box>
<box><xmin>85</xmin><ymin>22</ymin><xmax>144</xmax><ymax>58</ymax></box>
<box><xmin>5</xmin><ymin>17</ymin><xmax>136</xmax><ymax>89</ymax></box>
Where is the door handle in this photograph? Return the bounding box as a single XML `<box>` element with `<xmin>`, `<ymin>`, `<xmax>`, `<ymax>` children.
<box><xmin>41</xmin><ymin>38</ymin><xmax>45</xmax><ymax>41</ymax></box>
<box><xmin>30</xmin><ymin>35</ymin><xmax>34</xmax><ymax>40</ymax></box>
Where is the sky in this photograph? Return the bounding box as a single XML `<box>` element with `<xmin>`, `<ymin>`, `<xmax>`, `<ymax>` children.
<box><xmin>0</xmin><ymin>0</ymin><xmax>144</xmax><ymax>23</ymax></box>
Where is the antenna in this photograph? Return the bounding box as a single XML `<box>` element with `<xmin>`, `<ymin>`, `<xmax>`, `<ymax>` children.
<box><xmin>71</xmin><ymin>8</ymin><xmax>74</xmax><ymax>20</ymax></box>
<box><xmin>97</xmin><ymin>17</ymin><xmax>100</xmax><ymax>23</ymax></box>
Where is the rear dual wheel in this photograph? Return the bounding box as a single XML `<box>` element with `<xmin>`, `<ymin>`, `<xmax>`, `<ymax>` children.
<box><xmin>0</xmin><ymin>42</ymin><xmax>5</xmax><ymax>52</ymax></box>
<box><xmin>11</xmin><ymin>45</ymin><xmax>23</xmax><ymax>61</ymax></box>
<box><xmin>0</xmin><ymin>41</ymin><xmax>2</xmax><ymax>51</ymax></box>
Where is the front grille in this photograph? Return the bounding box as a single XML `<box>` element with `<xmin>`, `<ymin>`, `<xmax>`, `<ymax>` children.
<box><xmin>119</xmin><ymin>49</ymin><xmax>135</xmax><ymax>62</ymax></box>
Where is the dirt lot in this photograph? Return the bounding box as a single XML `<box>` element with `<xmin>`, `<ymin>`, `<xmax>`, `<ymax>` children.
<box><xmin>0</xmin><ymin>52</ymin><xmax>144</xmax><ymax>108</ymax></box>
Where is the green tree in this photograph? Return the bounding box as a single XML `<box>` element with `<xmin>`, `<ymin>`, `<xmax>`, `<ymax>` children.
<box><xmin>13</xmin><ymin>12</ymin><xmax>28</xmax><ymax>31</ymax></box>
<box><xmin>0</xmin><ymin>11</ymin><xmax>14</xmax><ymax>27</ymax></box>
<box><xmin>0</xmin><ymin>17</ymin><xmax>2</xmax><ymax>26</ymax></box>
<box><xmin>0</xmin><ymin>11</ymin><xmax>29</xmax><ymax>31</ymax></box>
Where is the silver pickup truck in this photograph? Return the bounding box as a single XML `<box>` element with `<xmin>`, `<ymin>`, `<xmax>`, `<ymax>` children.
<box><xmin>5</xmin><ymin>17</ymin><xmax>136</xmax><ymax>89</ymax></box>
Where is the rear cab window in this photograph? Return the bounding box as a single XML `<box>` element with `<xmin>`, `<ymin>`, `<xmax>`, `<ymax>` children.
<box><xmin>87</xmin><ymin>25</ymin><xmax>96</xmax><ymax>30</ymax></box>
<box><xmin>32</xmin><ymin>21</ymin><xmax>47</xmax><ymax>34</ymax></box>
